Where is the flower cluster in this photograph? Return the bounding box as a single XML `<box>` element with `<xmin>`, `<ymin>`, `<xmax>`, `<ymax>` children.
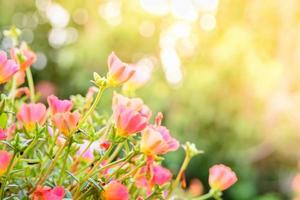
<box><xmin>0</xmin><ymin>28</ymin><xmax>237</xmax><ymax>200</ymax></box>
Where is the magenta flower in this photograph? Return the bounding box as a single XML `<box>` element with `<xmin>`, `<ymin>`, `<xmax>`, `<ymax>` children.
<box><xmin>32</xmin><ymin>186</ymin><xmax>65</xmax><ymax>200</ymax></box>
<box><xmin>0</xmin><ymin>50</ymin><xmax>19</xmax><ymax>84</ymax></box>
<box><xmin>0</xmin><ymin>150</ymin><xmax>12</xmax><ymax>176</ymax></box>
<box><xmin>102</xmin><ymin>181</ymin><xmax>129</xmax><ymax>200</ymax></box>
<box><xmin>47</xmin><ymin>95</ymin><xmax>73</xmax><ymax>115</ymax></box>
<box><xmin>0</xmin><ymin>129</ymin><xmax>7</xmax><ymax>140</ymax></box>
<box><xmin>107</xmin><ymin>52</ymin><xmax>135</xmax><ymax>86</ymax></box>
<box><xmin>17</xmin><ymin>103</ymin><xmax>47</xmax><ymax>132</ymax></box>
<box><xmin>208</xmin><ymin>164</ymin><xmax>237</xmax><ymax>191</ymax></box>
<box><xmin>52</xmin><ymin>111</ymin><xmax>81</xmax><ymax>136</ymax></box>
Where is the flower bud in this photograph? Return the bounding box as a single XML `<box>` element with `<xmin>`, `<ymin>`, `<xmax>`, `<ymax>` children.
<box><xmin>182</xmin><ymin>142</ymin><xmax>202</xmax><ymax>158</ymax></box>
<box><xmin>0</xmin><ymin>128</ymin><xmax>7</xmax><ymax>140</ymax></box>
<box><xmin>0</xmin><ymin>150</ymin><xmax>12</xmax><ymax>176</ymax></box>
<box><xmin>31</xmin><ymin>186</ymin><xmax>65</xmax><ymax>200</ymax></box>
<box><xmin>102</xmin><ymin>181</ymin><xmax>129</xmax><ymax>200</ymax></box>
<box><xmin>208</xmin><ymin>164</ymin><xmax>237</xmax><ymax>191</ymax></box>
<box><xmin>93</xmin><ymin>72</ymin><xmax>107</xmax><ymax>87</ymax></box>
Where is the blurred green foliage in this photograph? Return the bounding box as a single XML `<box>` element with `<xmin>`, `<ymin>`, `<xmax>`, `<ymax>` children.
<box><xmin>2</xmin><ymin>0</ymin><xmax>300</xmax><ymax>199</ymax></box>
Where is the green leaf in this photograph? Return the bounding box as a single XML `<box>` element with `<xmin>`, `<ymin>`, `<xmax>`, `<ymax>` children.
<box><xmin>88</xmin><ymin>178</ymin><xmax>104</xmax><ymax>191</ymax></box>
<box><xmin>66</xmin><ymin>171</ymin><xmax>79</xmax><ymax>183</ymax></box>
<box><xmin>1</xmin><ymin>141</ymin><xmax>15</xmax><ymax>150</ymax></box>
<box><xmin>0</xmin><ymin>113</ymin><xmax>8</xmax><ymax>128</ymax></box>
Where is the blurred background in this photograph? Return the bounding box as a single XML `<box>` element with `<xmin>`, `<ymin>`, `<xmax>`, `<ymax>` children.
<box><xmin>1</xmin><ymin>0</ymin><xmax>300</xmax><ymax>199</ymax></box>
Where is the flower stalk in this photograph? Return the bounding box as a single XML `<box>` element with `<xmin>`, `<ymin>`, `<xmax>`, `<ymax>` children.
<box><xmin>57</xmin><ymin>136</ymin><xmax>73</xmax><ymax>185</ymax></box>
<box><xmin>26</xmin><ymin>68</ymin><xmax>35</xmax><ymax>103</ymax></box>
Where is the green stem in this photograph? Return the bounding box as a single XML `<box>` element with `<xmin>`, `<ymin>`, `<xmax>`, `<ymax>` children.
<box><xmin>76</xmin><ymin>152</ymin><xmax>136</xmax><ymax>199</ymax></box>
<box><xmin>58</xmin><ymin>137</ymin><xmax>73</xmax><ymax>185</ymax></box>
<box><xmin>49</xmin><ymin>129</ymin><xmax>59</xmax><ymax>155</ymax></box>
<box><xmin>193</xmin><ymin>189</ymin><xmax>221</xmax><ymax>200</ymax></box>
<box><xmin>106</xmin><ymin>142</ymin><xmax>123</xmax><ymax>163</ymax></box>
<box><xmin>9</xmin><ymin>75</ymin><xmax>17</xmax><ymax>104</ymax></box>
<box><xmin>73</xmin><ymin>142</ymin><xmax>122</xmax><ymax>198</ymax></box>
<box><xmin>33</xmin><ymin>141</ymin><xmax>68</xmax><ymax>191</ymax></box>
<box><xmin>71</xmin><ymin>143</ymin><xmax>114</xmax><ymax>196</ymax></box>
<box><xmin>38</xmin><ymin>85</ymin><xmax>106</xmax><ymax>190</ymax></box>
<box><xmin>26</xmin><ymin>68</ymin><xmax>35</xmax><ymax>103</ymax></box>
<box><xmin>77</xmin><ymin>85</ymin><xmax>106</xmax><ymax>128</ymax></box>
<box><xmin>118</xmin><ymin>160</ymin><xmax>146</xmax><ymax>182</ymax></box>
<box><xmin>166</xmin><ymin>153</ymin><xmax>191</xmax><ymax>200</ymax></box>
<box><xmin>95</xmin><ymin>151</ymin><xmax>136</xmax><ymax>178</ymax></box>
<box><xmin>0</xmin><ymin>152</ymin><xmax>17</xmax><ymax>199</ymax></box>
<box><xmin>194</xmin><ymin>193</ymin><xmax>213</xmax><ymax>200</ymax></box>
<box><xmin>12</xmin><ymin>136</ymin><xmax>39</xmax><ymax>168</ymax></box>
<box><xmin>72</xmin><ymin>139</ymin><xmax>93</xmax><ymax>168</ymax></box>
<box><xmin>76</xmin><ymin>186</ymin><xmax>93</xmax><ymax>200</ymax></box>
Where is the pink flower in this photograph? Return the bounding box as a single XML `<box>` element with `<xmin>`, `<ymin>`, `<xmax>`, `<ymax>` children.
<box><xmin>112</xmin><ymin>93</ymin><xmax>150</xmax><ymax>136</ymax></box>
<box><xmin>76</xmin><ymin>140</ymin><xmax>100</xmax><ymax>162</ymax></box>
<box><xmin>47</xmin><ymin>95</ymin><xmax>73</xmax><ymax>115</ymax></box>
<box><xmin>123</xmin><ymin>60</ymin><xmax>153</xmax><ymax>90</ymax></box>
<box><xmin>0</xmin><ymin>50</ymin><xmax>19</xmax><ymax>84</ymax></box>
<box><xmin>188</xmin><ymin>179</ymin><xmax>204</xmax><ymax>197</ymax></box>
<box><xmin>107</xmin><ymin>52</ymin><xmax>135</xmax><ymax>86</ymax></box>
<box><xmin>10</xmin><ymin>43</ymin><xmax>37</xmax><ymax>70</ymax></box>
<box><xmin>113</xmin><ymin>105</ymin><xmax>148</xmax><ymax>137</ymax></box>
<box><xmin>15</xmin><ymin>70</ymin><xmax>26</xmax><ymax>86</ymax></box>
<box><xmin>292</xmin><ymin>174</ymin><xmax>300</xmax><ymax>194</ymax></box>
<box><xmin>86</xmin><ymin>86</ymin><xmax>98</xmax><ymax>102</ymax></box>
<box><xmin>32</xmin><ymin>186</ymin><xmax>65</xmax><ymax>200</ymax></box>
<box><xmin>208</xmin><ymin>164</ymin><xmax>237</xmax><ymax>191</ymax></box>
<box><xmin>102</xmin><ymin>181</ymin><xmax>129</xmax><ymax>200</ymax></box>
<box><xmin>17</xmin><ymin>103</ymin><xmax>47</xmax><ymax>132</ymax></box>
<box><xmin>0</xmin><ymin>150</ymin><xmax>12</xmax><ymax>176</ymax></box>
<box><xmin>36</xmin><ymin>81</ymin><xmax>57</xmax><ymax>102</ymax></box>
<box><xmin>4</xmin><ymin>124</ymin><xmax>16</xmax><ymax>141</ymax></box>
<box><xmin>113</xmin><ymin>92</ymin><xmax>152</xmax><ymax>119</ymax></box>
<box><xmin>136</xmin><ymin>163</ymin><xmax>172</xmax><ymax>191</ymax></box>
<box><xmin>52</xmin><ymin>111</ymin><xmax>81</xmax><ymax>136</ymax></box>
<box><xmin>15</xmin><ymin>87</ymin><xmax>30</xmax><ymax>98</ymax></box>
<box><xmin>140</xmin><ymin>124</ymin><xmax>179</xmax><ymax>156</ymax></box>
<box><xmin>0</xmin><ymin>129</ymin><xmax>7</xmax><ymax>140</ymax></box>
